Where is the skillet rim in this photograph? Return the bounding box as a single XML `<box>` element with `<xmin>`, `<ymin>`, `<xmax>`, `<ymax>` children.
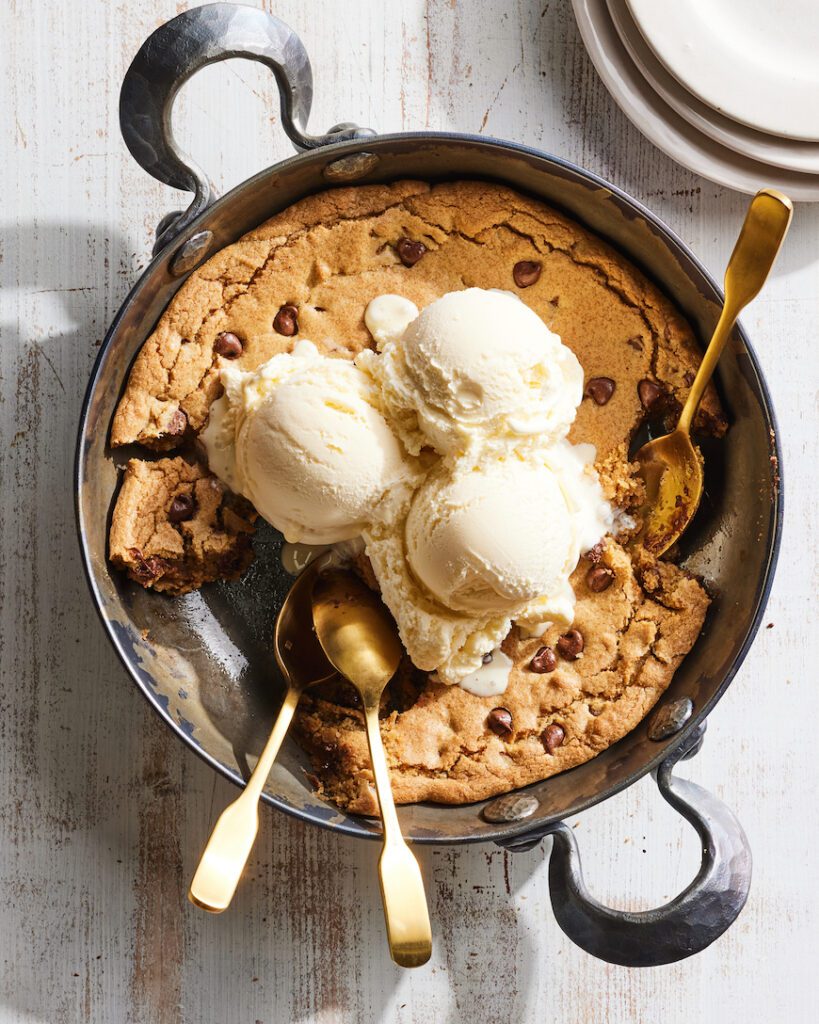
<box><xmin>74</xmin><ymin>130</ymin><xmax>784</xmax><ymax>844</ymax></box>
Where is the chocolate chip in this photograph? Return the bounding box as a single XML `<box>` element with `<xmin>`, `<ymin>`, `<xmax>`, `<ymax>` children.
<box><xmin>396</xmin><ymin>237</ymin><xmax>426</xmax><ymax>266</ymax></box>
<box><xmin>587</xmin><ymin>564</ymin><xmax>614</xmax><ymax>593</ymax></box>
<box><xmin>585</xmin><ymin>376</ymin><xmax>615</xmax><ymax>405</ymax></box>
<box><xmin>586</xmin><ymin>541</ymin><xmax>604</xmax><ymax>564</ymax></box>
<box><xmin>542</xmin><ymin>723</ymin><xmax>565</xmax><ymax>754</ymax></box>
<box><xmin>317</xmin><ymin>739</ymin><xmax>339</xmax><ymax>772</ymax></box>
<box><xmin>168</xmin><ymin>492</ymin><xmax>196</xmax><ymax>523</ymax></box>
<box><xmin>530</xmin><ymin>646</ymin><xmax>557</xmax><ymax>673</ymax></box>
<box><xmin>273</xmin><ymin>305</ymin><xmax>299</xmax><ymax>336</ymax></box>
<box><xmin>487</xmin><ymin>708</ymin><xmax>513</xmax><ymax>737</ymax></box>
<box><xmin>482</xmin><ymin>652</ymin><xmax>494</xmax><ymax>664</ymax></box>
<box><xmin>213</xmin><ymin>331</ymin><xmax>243</xmax><ymax>358</ymax></box>
<box><xmin>165</xmin><ymin>408</ymin><xmax>187</xmax><ymax>438</ymax></box>
<box><xmin>513</xmin><ymin>260</ymin><xmax>542</xmax><ymax>287</ymax></box>
<box><xmin>638</xmin><ymin>378</ymin><xmax>663</xmax><ymax>410</ymax></box>
<box><xmin>127</xmin><ymin>548</ymin><xmax>169</xmax><ymax>584</ymax></box>
<box><xmin>180</xmin><ymin>336</ymin><xmax>192</xmax><ymax>345</ymax></box>
<box><xmin>557</xmin><ymin>629</ymin><xmax>584</xmax><ymax>660</ymax></box>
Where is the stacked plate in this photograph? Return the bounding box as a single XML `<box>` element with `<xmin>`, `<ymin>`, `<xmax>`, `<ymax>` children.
<box><xmin>573</xmin><ymin>0</ymin><xmax>819</xmax><ymax>200</ymax></box>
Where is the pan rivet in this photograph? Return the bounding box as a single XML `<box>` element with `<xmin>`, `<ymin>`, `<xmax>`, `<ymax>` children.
<box><xmin>323</xmin><ymin>152</ymin><xmax>380</xmax><ymax>182</ymax></box>
<box><xmin>169</xmin><ymin>230</ymin><xmax>214</xmax><ymax>277</ymax></box>
<box><xmin>482</xmin><ymin>793</ymin><xmax>539</xmax><ymax>824</ymax></box>
<box><xmin>647</xmin><ymin>696</ymin><xmax>694</xmax><ymax>741</ymax></box>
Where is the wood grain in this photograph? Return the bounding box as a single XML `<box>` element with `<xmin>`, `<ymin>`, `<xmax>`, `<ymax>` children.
<box><xmin>0</xmin><ymin>1</ymin><xmax>816</xmax><ymax>1021</ymax></box>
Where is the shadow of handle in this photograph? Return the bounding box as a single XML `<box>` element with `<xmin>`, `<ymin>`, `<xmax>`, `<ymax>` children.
<box><xmin>498</xmin><ymin>724</ymin><xmax>752</xmax><ymax>966</ymax></box>
<box><xmin>119</xmin><ymin>2</ymin><xmax>374</xmax><ymax>251</ymax></box>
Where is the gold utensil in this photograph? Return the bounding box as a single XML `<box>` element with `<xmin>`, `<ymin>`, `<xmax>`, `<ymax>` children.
<box><xmin>311</xmin><ymin>571</ymin><xmax>432</xmax><ymax>968</ymax></box>
<box><xmin>634</xmin><ymin>188</ymin><xmax>792</xmax><ymax>555</ymax></box>
<box><xmin>189</xmin><ymin>553</ymin><xmax>335</xmax><ymax>912</ymax></box>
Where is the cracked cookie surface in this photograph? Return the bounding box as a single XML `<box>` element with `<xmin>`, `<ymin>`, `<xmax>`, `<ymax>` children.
<box><xmin>111</xmin><ymin>180</ymin><xmax>725</xmax><ymax>452</ymax></box>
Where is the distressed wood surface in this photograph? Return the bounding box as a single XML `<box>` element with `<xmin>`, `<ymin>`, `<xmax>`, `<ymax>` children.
<box><xmin>0</xmin><ymin>1</ymin><xmax>816</xmax><ymax>1021</ymax></box>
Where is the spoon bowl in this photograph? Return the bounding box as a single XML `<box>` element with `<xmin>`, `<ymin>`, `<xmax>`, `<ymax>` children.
<box><xmin>311</xmin><ymin>573</ymin><xmax>403</xmax><ymax>695</ymax></box>
<box><xmin>633</xmin><ymin>427</ymin><xmax>705</xmax><ymax>554</ymax></box>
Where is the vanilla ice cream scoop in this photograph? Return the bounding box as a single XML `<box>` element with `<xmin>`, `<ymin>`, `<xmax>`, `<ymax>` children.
<box><xmin>362</xmin><ymin>288</ymin><xmax>584</xmax><ymax>457</ymax></box>
<box><xmin>201</xmin><ymin>340</ymin><xmax>417</xmax><ymax>544</ymax></box>
<box><xmin>406</xmin><ymin>456</ymin><xmax>584</xmax><ymax>619</ymax></box>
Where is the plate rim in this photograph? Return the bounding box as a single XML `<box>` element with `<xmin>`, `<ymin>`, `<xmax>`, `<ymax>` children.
<box><xmin>607</xmin><ymin>0</ymin><xmax>819</xmax><ymax>175</ymax></box>
<box><xmin>625</xmin><ymin>0</ymin><xmax>819</xmax><ymax>141</ymax></box>
<box><xmin>572</xmin><ymin>0</ymin><xmax>819</xmax><ymax>200</ymax></box>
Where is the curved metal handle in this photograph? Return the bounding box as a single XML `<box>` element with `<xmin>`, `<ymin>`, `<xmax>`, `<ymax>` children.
<box><xmin>498</xmin><ymin>723</ymin><xmax>752</xmax><ymax>966</ymax></box>
<box><xmin>119</xmin><ymin>2</ymin><xmax>374</xmax><ymax>251</ymax></box>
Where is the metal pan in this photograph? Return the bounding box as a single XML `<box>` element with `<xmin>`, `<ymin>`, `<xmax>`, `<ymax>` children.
<box><xmin>75</xmin><ymin>3</ymin><xmax>781</xmax><ymax>966</ymax></box>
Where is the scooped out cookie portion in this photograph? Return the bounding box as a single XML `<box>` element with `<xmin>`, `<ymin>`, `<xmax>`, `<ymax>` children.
<box><xmin>109</xmin><ymin>457</ymin><xmax>256</xmax><ymax>595</ymax></box>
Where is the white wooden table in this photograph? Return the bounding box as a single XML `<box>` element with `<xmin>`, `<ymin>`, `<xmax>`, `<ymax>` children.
<box><xmin>1</xmin><ymin>2</ymin><xmax>816</xmax><ymax>1021</ymax></box>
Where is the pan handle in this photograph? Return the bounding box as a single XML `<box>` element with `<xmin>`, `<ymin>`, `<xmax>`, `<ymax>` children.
<box><xmin>496</xmin><ymin>723</ymin><xmax>752</xmax><ymax>966</ymax></box>
<box><xmin>119</xmin><ymin>2</ymin><xmax>374</xmax><ymax>252</ymax></box>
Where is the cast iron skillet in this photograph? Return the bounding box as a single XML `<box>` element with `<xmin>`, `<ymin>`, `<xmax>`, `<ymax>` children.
<box><xmin>75</xmin><ymin>4</ymin><xmax>782</xmax><ymax>967</ymax></box>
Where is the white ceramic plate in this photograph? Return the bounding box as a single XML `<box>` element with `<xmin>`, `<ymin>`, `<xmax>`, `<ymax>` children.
<box><xmin>607</xmin><ymin>0</ymin><xmax>819</xmax><ymax>174</ymax></box>
<box><xmin>626</xmin><ymin>0</ymin><xmax>819</xmax><ymax>142</ymax></box>
<box><xmin>571</xmin><ymin>0</ymin><xmax>819</xmax><ymax>200</ymax></box>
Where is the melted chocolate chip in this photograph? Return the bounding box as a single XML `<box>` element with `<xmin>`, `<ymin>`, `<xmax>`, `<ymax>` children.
<box><xmin>317</xmin><ymin>739</ymin><xmax>339</xmax><ymax>772</ymax></box>
<box><xmin>213</xmin><ymin>331</ymin><xmax>243</xmax><ymax>358</ymax></box>
<box><xmin>487</xmin><ymin>708</ymin><xmax>514</xmax><ymax>737</ymax></box>
<box><xmin>586</xmin><ymin>564</ymin><xmax>614</xmax><ymax>593</ymax></box>
<box><xmin>165</xmin><ymin>409</ymin><xmax>187</xmax><ymax>439</ymax></box>
<box><xmin>513</xmin><ymin>260</ymin><xmax>542</xmax><ymax>288</ymax></box>
<box><xmin>396</xmin><ymin>237</ymin><xmax>426</xmax><ymax>266</ymax></box>
<box><xmin>273</xmin><ymin>304</ymin><xmax>299</xmax><ymax>336</ymax></box>
<box><xmin>586</xmin><ymin>541</ymin><xmax>604</xmax><ymax>564</ymax></box>
<box><xmin>168</xmin><ymin>492</ymin><xmax>196</xmax><ymax>524</ymax></box>
<box><xmin>529</xmin><ymin>646</ymin><xmax>557</xmax><ymax>673</ymax></box>
<box><xmin>557</xmin><ymin>629</ymin><xmax>584</xmax><ymax>660</ymax></box>
<box><xmin>542</xmin><ymin>723</ymin><xmax>565</xmax><ymax>754</ymax></box>
<box><xmin>127</xmin><ymin>548</ymin><xmax>169</xmax><ymax>584</ymax></box>
<box><xmin>638</xmin><ymin>378</ymin><xmax>663</xmax><ymax>410</ymax></box>
<box><xmin>585</xmin><ymin>376</ymin><xmax>616</xmax><ymax>405</ymax></box>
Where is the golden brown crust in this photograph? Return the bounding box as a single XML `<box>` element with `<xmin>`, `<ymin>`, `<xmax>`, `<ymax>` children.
<box><xmin>109</xmin><ymin>457</ymin><xmax>256</xmax><ymax>595</ymax></box>
<box><xmin>110</xmin><ymin>180</ymin><xmax>725</xmax><ymax>452</ymax></box>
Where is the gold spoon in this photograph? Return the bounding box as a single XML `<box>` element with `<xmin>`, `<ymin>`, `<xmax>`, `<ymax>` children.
<box><xmin>312</xmin><ymin>570</ymin><xmax>432</xmax><ymax>968</ymax></box>
<box><xmin>634</xmin><ymin>188</ymin><xmax>792</xmax><ymax>555</ymax></box>
<box><xmin>188</xmin><ymin>553</ymin><xmax>336</xmax><ymax>912</ymax></box>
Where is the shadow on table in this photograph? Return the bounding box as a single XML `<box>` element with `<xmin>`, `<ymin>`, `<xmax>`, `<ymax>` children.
<box><xmin>185</xmin><ymin>799</ymin><xmax>546</xmax><ymax>1023</ymax></box>
<box><xmin>0</xmin><ymin>218</ymin><xmax>151</xmax><ymax>1022</ymax></box>
<box><xmin>0</xmin><ymin>219</ymin><xmax>549</xmax><ymax>1024</ymax></box>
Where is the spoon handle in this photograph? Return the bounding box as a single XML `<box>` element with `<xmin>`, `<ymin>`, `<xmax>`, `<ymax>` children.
<box><xmin>678</xmin><ymin>188</ymin><xmax>792</xmax><ymax>435</ymax></box>
<box><xmin>188</xmin><ymin>685</ymin><xmax>301</xmax><ymax>913</ymax></box>
<box><xmin>362</xmin><ymin>702</ymin><xmax>432</xmax><ymax>968</ymax></box>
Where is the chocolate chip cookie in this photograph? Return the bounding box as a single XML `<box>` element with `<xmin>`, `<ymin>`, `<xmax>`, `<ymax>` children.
<box><xmin>108</xmin><ymin>179</ymin><xmax>725</xmax><ymax>807</ymax></box>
